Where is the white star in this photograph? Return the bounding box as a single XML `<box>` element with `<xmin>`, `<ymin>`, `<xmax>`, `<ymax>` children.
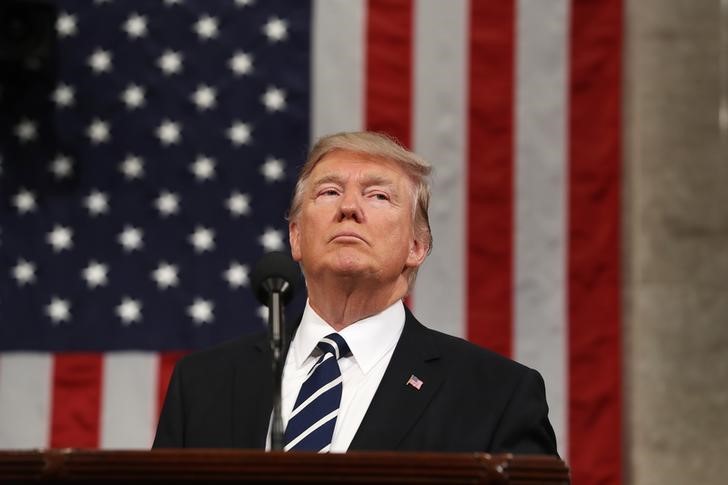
<box><xmin>188</xmin><ymin>298</ymin><xmax>214</xmax><ymax>325</ymax></box>
<box><xmin>120</xmin><ymin>155</ymin><xmax>144</xmax><ymax>180</ymax></box>
<box><xmin>14</xmin><ymin>119</ymin><xmax>37</xmax><ymax>143</ymax></box>
<box><xmin>12</xmin><ymin>259</ymin><xmax>36</xmax><ymax>286</ymax></box>
<box><xmin>84</xmin><ymin>190</ymin><xmax>109</xmax><ymax>216</ymax></box>
<box><xmin>227</xmin><ymin>121</ymin><xmax>251</xmax><ymax>146</ymax></box>
<box><xmin>193</xmin><ymin>15</ymin><xmax>218</xmax><ymax>40</ymax></box>
<box><xmin>257</xmin><ymin>305</ymin><xmax>269</xmax><ymax>321</ymax></box>
<box><xmin>13</xmin><ymin>189</ymin><xmax>36</xmax><ymax>214</ymax></box>
<box><xmin>155</xmin><ymin>191</ymin><xmax>179</xmax><ymax>216</ymax></box>
<box><xmin>116</xmin><ymin>297</ymin><xmax>142</xmax><ymax>325</ymax></box>
<box><xmin>191</xmin><ymin>155</ymin><xmax>215</xmax><ymax>181</ymax></box>
<box><xmin>262</xmin><ymin>86</ymin><xmax>286</xmax><ymax>112</ymax></box>
<box><xmin>156</xmin><ymin>120</ymin><xmax>181</xmax><ymax>145</ymax></box>
<box><xmin>52</xmin><ymin>84</ymin><xmax>75</xmax><ymax>108</ymax></box>
<box><xmin>223</xmin><ymin>262</ymin><xmax>249</xmax><ymax>288</ymax></box>
<box><xmin>260</xmin><ymin>157</ymin><xmax>285</xmax><ymax>182</ymax></box>
<box><xmin>191</xmin><ymin>84</ymin><xmax>216</xmax><ymax>110</ymax></box>
<box><xmin>259</xmin><ymin>227</ymin><xmax>284</xmax><ymax>252</ymax></box>
<box><xmin>50</xmin><ymin>154</ymin><xmax>74</xmax><ymax>179</ymax></box>
<box><xmin>152</xmin><ymin>262</ymin><xmax>179</xmax><ymax>289</ymax></box>
<box><xmin>189</xmin><ymin>226</ymin><xmax>215</xmax><ymax>253</ymax></box>
<box><xmin>164</xmin><ymin>0</ymin><xmax>183</xmax><ymax>5</ymax></box>
<box><xmin>158</xmin><ymin>50</ymin><xmax>183</xmax><ymax>75</ymax></box>
<box><xmin>47</xmin><ymin>225</ymin><xmax>73</xmax><ymax>252</ymax></box>
<box><xmin>226</xmin><ymin>191</ymin><xmax>251</xmax><ymax>216</ymax></box>
<box><xmin>57</xmin><ymin>12</ymin><xmax>77</xmax><ymax>37</ymax></box>
<box><xmin>47</xmin><ymin>297</ymin><xmax>71</xmax><ymax>324</ymax></box>
<box><xmin>118</xmin><ymin>225</ymin><xmax>143</xmax><ymax>252</ymax></box>
<box><xmin>88</xmin><ymin>48</ymin><xmax>112</xmax><ymax>73</ymax></box>
<box><xmin>235</xmin><ymin>0</ymin><xmax>254</xmax><ymax>6</ymax></box>
<box><xmin>121</xmin><ymin>84</ymin><xmax>146</xmax><ymax>109</ymax></box>
<box><xmin>123</xmin><ymin>13</ymin><xmax>147</xmax><ymax>38</ymax></box>
<box><xmin>87</xmin><ymin>119</ymin><xmax>110</xmax><ymax>144</ymax></box>
<box><xmin>229</xmin><ymin>51</ymin><xmax>253</xmax><ymax>76</ymax></box>
<box><xmin>263</xmin><ymin>17</ymin><xmax>288</xmax><ymax>42</ymax></box>
<box><xmin>82</xmin><ymin>261</ymin><xmax>108</xmax><ymax>288</ymax></box>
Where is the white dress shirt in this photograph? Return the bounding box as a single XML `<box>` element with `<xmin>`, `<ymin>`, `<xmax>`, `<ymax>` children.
<box><xmin>267</xmin><ymin>299</ymin><xmax>405</xmax><ymax>452</ymax></box>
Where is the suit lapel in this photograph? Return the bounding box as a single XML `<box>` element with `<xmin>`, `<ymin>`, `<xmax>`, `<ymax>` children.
<box><xmin>349</xmin><ymin>309</ymin><xmax>446</xmax><ymax>450</ymax></box>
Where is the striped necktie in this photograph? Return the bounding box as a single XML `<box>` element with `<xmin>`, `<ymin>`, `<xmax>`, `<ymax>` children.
<box><xmin>283</xmin><ymin>333</ymin><xmax>351</xmax><ymax>452</ymax></box>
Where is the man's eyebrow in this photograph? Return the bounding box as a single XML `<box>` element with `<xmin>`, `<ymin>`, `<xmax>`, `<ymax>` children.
<box><xmin>311</xmin><ymin>174</ymin><xmax>345</xmax><ymax>187</ymax></box>
<box><xmin>311</xmin><ymin>173</ymin><xmax>396</xmax><ymax>188</ymax></box>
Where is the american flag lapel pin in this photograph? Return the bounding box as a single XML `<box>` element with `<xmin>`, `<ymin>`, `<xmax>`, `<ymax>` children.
<box><xmin>406</xmin><ymin>374</ymin><xmax>423</xmax><ymax>390</ymax></box>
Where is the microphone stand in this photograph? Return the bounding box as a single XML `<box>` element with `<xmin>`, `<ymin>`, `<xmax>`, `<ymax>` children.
<box><xmin>265</xmin><ymin>279</ymin><xmax>289</xmax><ymax>451</ymax></box>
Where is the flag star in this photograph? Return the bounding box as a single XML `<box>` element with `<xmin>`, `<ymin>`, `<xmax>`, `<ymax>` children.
<box><xmin>223</xmin><ymin>262</ymin><xmax>249</xmax><ymax>288</ymax></box>
<box><xmin>84</xmin><ymin>190</ymin><xmax>109</xmax><ymax>216</ymax></box>
<box><xmin>118</xmin><ymin>225</ymin><xmax>143</xmax><ymax>252</ymax></box>
<box><xmin>259</xmin><ymin>227</ymin><xmax>284</xmax><ymax>252</ymax></box>
<box><xmin>227</xmin><ymin>121</ymin><xmax>251</xmax><ymax>146</ymax></box>
<box><xmin>120</xmin><ymin>155</ymin><xmax>144</xmax><ymax>180</ymax></box>
<box><xmin>155</xmin><ymin>191</ymin><xmax>179</xmax><ymax>216</ymax></box>
<box><xmin>164</xmin><ymin>0</ymin><xmax>183</xmax><ymax>5</ymax></box>
<box><xmin>13</xmin><ymin>189</ymin><xmax>37</xmax><ymax>214</ymax></box>
<box><xmin>14</xmin><ymin>119</ymin><xmax>37</xmax><ymax>143</ymax></box>
<box><xmin>46</xmin><ymin>297</ymin><xmax>71</xmax><ymax>324</ymax></box>
<box><xmin>156</xmin><ymin>120</ymin><xmax>181</xmax><ymax>145</ymax></box>
<box><xmin>87</xmin><ymin>119</ymin><xmax>111</xmax><ymax>144</ymax></box>
<box><xmin>57</xmin><ymin>12</ymin><xmax>77</xmax><ymax>37</ymax></box>
<box><xmin>158</xmin><ymin>50</ymin><xmax>183</xmax><ymax>75</ymax></box>
<box><xmin>12</xmin><ymin>259</ymin><xmax>36</xmax><ymax>286</ymax></box>
<box><xmin>229</xmin><ymin>51</ymin><xmax>253</xmax><ymax>76</ymax></box>
<box><xmin>117</xmin><ymin>297</ymin><xmax>142</xmax><ymax>325</ymax></box>
<box><xmin>47</xmin><ymin>225</ymin><xmax>73</xmax><ymax>252</ymax></box>
<box><xmin>50</xmin><ymin>154</ymin><xmax>74</xmax><ymax>179</ymax></box>
<box><xmin>88</xmin><ymin>48</ymin><xmax>112</xmax><ymax>73</ymax></box>
<box><xmin>226</xmin><ymin>191</ymin><xmax>251</xmax><ymax>216</ymax></box>
<box><xmin>189</xmin><ymin>226</ymin><xmax>215</xmax><ymax>253</ymax></box>
<box><xmin>82</xmin><ymin>261</ymin><xmax>109</xmax><ymax>288</ymax></box>
<box><xmin>191</xmin><ymin>85</ymin><xmax>216</xmax><ymax>110</ymax></box>
<box><xmin>262</xmin><ymin>86</ymin><xmax>286</xmax><ymax>112</ymax></box>
<box><xmin>193</xmin><ymin>15</ymin><xmax>218</xmax><ymax>40</ymax></box>
<box><xmin>121</xmin><ymin>84</ymin><xmax>146</xmax><ymax>109</ymax></box>
<box><xmin>52</xmin><ymin>84</ymin><xmax>75</xmax><ymax>108</ymax></box>
<box><xmin>191</xmin><ymin>155</ymin><xmax>215</xmax><ymax>181</ymax></box>
<box><xmin>263</xmin><ymin>17</ymin><xmax>288</xmax><ymax>42</ymax></box>
<box><xmin>261</xmin><ymin>157</ymin><xmax>285</xmax><ymax>182</ymax></box>
<box><xmin>188</xmin><ymin>298</ymin><xmax>214</xmax><ymax>325</ymax></box>
<box><xmin>152</xmin><ymin>262</ymin><xmax>179</xmax><ymax>289</ymax></box>
<box><xmin>235</xmin><ymin>0</ymin><xmax>254</xmax><ymax>6</ymax></box>
<box><xmin>123</xmin><ymin>13</ymin><xmax>147</xmax><ymax>38</ymax></box>
<box><xmin>257</xmin><ymin>305</ymin><xmax>269</xmax><ymax>321</ymax></box>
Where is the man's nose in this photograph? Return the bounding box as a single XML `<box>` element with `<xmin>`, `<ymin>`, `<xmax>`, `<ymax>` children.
<box><xmin>337</xmin><ymin>191</ymin><xmax>363</xmax><ymax>222</ymax></box>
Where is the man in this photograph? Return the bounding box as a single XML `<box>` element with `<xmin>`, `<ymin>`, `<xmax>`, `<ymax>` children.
<box><xmin>153</xmin><ymin>131</ymin><xmax>557</xmax><ymax>454</ymax></box>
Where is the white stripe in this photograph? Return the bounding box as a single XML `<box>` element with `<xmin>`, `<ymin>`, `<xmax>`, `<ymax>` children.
<box><xmin>319</xmin><ymin>444</ymin><xmax>331</xmax><ymax>453</ymax></box>
<box><xmin>319</xmin><ymin>337</ymin><xmax>340</xmax><ymax>358</ymax></box>
<box><xmin>514</xmin><ymin>0</ymin><xmax>570</xmax><ymax>456</ymax></box>
<box><xmin>99</xmin><ymin>352</ymin><xmax>158</xmax><ymax>449</ymax></box>
<box><xmin>311</xmin><ymin>0</ymin><xmax>365</xmax><ymax>140</ymax></box>
<box><xmin>290</xmin><ymin>376</ymin><xmax>343</xmax><ymax>419</ymax></box>
<box><xmin>410</xmin><ymin>0</ymin><xmax>468</xmax><ymax>338</ymax></box>
<box><xmin>284</xmin><ymin>409</ymin><xmax>338</xmax><ymax>451</ymax></box>
<box><xmin>0</xmin><ymin>353</ymin><xmax>52</xmax><ymax>448</ymax></box>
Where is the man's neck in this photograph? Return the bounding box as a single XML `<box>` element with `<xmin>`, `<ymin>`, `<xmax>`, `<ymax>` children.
<box><xmin>306</xmin><ymin>276</ymin><xmax>408</xmax><ymax>331</ymax></box>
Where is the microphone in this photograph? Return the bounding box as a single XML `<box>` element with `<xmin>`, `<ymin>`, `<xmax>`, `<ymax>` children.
<box><xmin>250</xmin><ymin>251</ymin><xmax>301</xmax><ymax>451</ymax></box>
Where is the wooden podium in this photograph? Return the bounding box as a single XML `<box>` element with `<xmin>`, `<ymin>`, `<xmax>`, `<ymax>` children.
<box><xmin>0</xmin><ymin>449</ymin><xmax>569</xmax><ymax>483</ymax></box>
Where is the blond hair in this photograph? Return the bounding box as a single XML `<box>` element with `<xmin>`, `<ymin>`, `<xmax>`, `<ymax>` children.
<box><xmin>288</xmin><ymin>131</ymin><xmax>433</xmax><ymax>286</ymax></box>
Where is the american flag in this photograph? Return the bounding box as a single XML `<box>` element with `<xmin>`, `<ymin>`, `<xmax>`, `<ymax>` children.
<box><xmin>0</xmin><ymin>1</ymin><xmax>622</xmax><ymax>485</ymax></box>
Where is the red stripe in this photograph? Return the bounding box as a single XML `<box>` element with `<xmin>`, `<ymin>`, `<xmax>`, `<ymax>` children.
<box><xmin>466</xmin><ymin>0</ymin><xmax>515</xmax><ymax>357</ymax></box>
<box><xmin>156</xmin><ymin>351</ymin><xmax>187</xmax><ymax>418</ymax></box>
<box><xmin>365</xmin><ymin>0</ymin><xmax>413</xmax><ymax>148</ymax></box>
<box><xmin>50</xmin><ymin>353</ymin><xmax>103</xmax><ymax>448</ymax></box>
<box><xmin>568</xmin><ymin>0</ymin><xmax>623</xmax><ymax>483</ymax></box>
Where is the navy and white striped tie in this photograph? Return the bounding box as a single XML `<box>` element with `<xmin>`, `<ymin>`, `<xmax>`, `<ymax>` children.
<box><xmin>283</xmin><ymin>333</ymin><xmax>351</xmax><ymax>452</ymax></box>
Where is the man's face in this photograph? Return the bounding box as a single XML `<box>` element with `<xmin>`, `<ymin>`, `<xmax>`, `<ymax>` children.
<box><xmin>289</xmin><ymin>150</ymin><xmax>426</xmax><ymax>285</ymax></box>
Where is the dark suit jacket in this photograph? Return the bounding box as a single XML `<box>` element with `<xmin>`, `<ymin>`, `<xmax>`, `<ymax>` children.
<box><xmin>153</xmin><ymin>308</ymin><xmax>557</xmax><ymax>454</ymax></box>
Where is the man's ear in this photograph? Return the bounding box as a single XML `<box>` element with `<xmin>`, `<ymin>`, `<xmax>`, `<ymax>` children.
<box><xmin>405</xmin><ymin>235</ymin><xmax>428</xmax><ymax>270</ymax></box>
<box><xmin>289</xmin><ymin>220</ymin><xmax>302</xmax><ymax>262</ymax></box>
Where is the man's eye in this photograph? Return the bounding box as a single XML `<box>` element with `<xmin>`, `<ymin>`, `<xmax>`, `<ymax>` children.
<box><xmin>320</xmin><ymin>189</ymin><xmax>339</xmax><ymax>196</ymax></box>
<box><xmin>371</xmin><ymin>193</ymin><xmax>389</xmax><ymax>201</ymax></box>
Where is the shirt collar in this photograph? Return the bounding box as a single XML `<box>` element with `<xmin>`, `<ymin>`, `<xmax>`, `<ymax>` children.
<box><xmin>292</xmin><ymin>299</ymin><xmax>405</xmax><ymax>375</ymax></box>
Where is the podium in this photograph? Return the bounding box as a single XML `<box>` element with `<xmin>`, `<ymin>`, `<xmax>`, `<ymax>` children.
<box><xmin>0</xmin><ymin>449</ymin><xmax>569</xmax><ymax>483</ymax></box>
